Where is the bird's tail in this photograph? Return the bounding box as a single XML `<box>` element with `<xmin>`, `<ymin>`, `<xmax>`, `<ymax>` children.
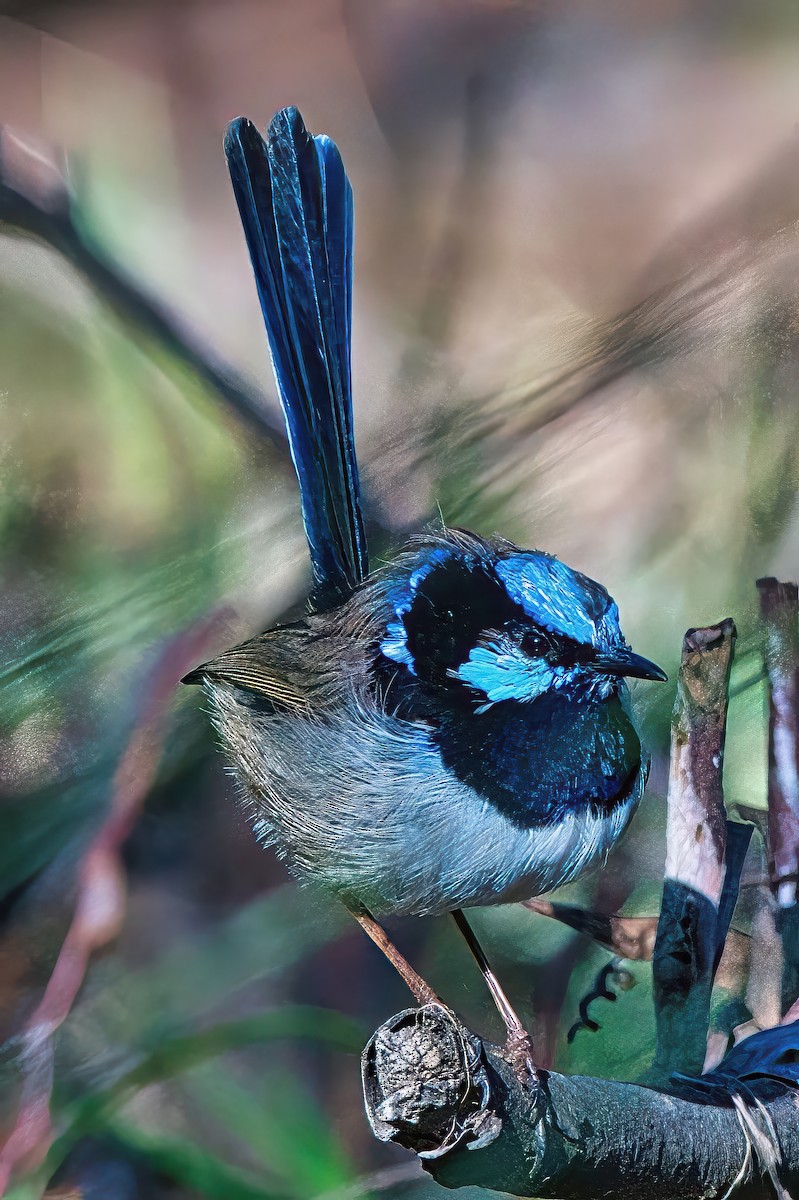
<box><xmin>225</xmin><ymin>108</ymin><xmax>368</xmax><ymax>608</ymax></box>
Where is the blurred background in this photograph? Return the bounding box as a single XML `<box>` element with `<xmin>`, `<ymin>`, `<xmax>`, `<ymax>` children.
<box><xmin>2</xmin><ymin>0</ymin><xmax>799</xmax><ymax>1196</ymax></box>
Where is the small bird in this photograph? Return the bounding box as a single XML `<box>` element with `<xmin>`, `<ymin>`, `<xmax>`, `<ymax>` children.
<box><xmin>184</xmin><ymin>107</ymin><xmax>666</xmax><ymax>1074</ymax></box>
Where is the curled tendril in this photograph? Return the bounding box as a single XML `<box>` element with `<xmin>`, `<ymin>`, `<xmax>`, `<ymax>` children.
<box><xmin>567</xmin><ymin>957</ymin><xmax>635</xmax><ymax>1044</ymax></box>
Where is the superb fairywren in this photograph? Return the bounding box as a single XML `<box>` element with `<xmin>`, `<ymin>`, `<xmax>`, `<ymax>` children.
<box><xmin>184</xmin><ymin>108</ymin><xmax>666</xmax><ymax>1071</ymax></box>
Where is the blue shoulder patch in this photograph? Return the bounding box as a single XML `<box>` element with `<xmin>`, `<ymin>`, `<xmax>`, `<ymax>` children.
<box><xmin>380</xmin><ymin>545</ymin><xmax>458</xmax><ymax>673</ymax></box>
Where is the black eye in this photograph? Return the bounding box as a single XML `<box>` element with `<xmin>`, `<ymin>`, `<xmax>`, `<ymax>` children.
<box><xmin>520</xmin><ymin>629</ymin><xmax>550</xmax><ymax>659</ymax></box>
<box><xmin>570</xmin><ymin>641</ymin><xmax>596</xmax><ymax>665</ymax></box>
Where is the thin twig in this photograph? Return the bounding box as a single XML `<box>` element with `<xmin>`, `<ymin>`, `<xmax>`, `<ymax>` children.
<box><xmin>0</xmin><ymin>610</ymin><xmax>233</xmax><ymax>1196</ymax></box>
<box><xmin>523</xmin><ymin>898</ymin><xmax>658</xmax><ymax>961</ymax></box>
<box><xmin>651</xmin><ymin>619</ymin><xmax>737</xmax><ymax>1079</ymax></box>
<box><xmin>566</xmin><ymin>958</ymin><xmax>634</xmax><ymax>1043</ymax></box>
<box><xmin>0</xmin><ymin>129</ymin><xmax>288</xmax><ymax>454</ymax></box>
<box><xmin>0</xmin><ymin>130</ymin><xmax>400</xmax><ymax>556</ymax></box>
<box><xmin>758</xmin><ymin>578</ymin><xmax>799</xmax><ymax>1020</ymax></box>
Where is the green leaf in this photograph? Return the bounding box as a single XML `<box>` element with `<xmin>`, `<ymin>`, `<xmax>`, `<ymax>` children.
<box><xmin>107</xmin><ymin>1119</ymin><xmax>286</xmax><ymax>1200</ymax></box>
<box><xmin>182</xmin><ymin>1063</ymin><xmax>354</xmax><ymax>1196</ymax></box>
<box><xmin>67</xmin><ymin>884</ymin><xmax>350</xmax><ymax>1054</ymax></box>
<box><xmin>47</xmin><ymin>1005</ymin><xmax>362</xmax><ymax>1191</ymax></box>
<box><xmin>126</xmin><ymin>1007</ymin><xmax>364</xmax><ymax>1085</ymax></box>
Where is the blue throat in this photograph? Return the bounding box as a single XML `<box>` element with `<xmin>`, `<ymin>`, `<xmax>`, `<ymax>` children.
<box><xmin>432</xmin><ymin>688</ymin><xmax>641</xmax><ymax>829</ymax></box>
<box><xmin>375</xmin><ymin>652</ymin><xmax>640</xmax><ymax>830</ymax></box>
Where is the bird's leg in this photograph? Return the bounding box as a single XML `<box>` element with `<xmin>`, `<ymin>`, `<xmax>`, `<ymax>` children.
<box><xmin>451</xmin><ymin>909</ymin><xmax>538</xmax><ymax>1087</ymax></box>
<box><xmin>350</xmin><ymin>907</ymin><xmax>442</xmax><ymax>1007</ymax></box>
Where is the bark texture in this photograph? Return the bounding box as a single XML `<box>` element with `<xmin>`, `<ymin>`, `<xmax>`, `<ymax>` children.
<box><xmin>363</xmin><ymin>1004</ymin><xmax>799</xmax><ymax>1199</ymax></box>
<box><xmin>759</xmin><ymin>578</ymin><xmax>799</xmax><ymax>1017</ymax></box>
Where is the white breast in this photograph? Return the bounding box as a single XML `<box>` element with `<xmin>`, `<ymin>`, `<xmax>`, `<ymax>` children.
<box><xmin>208</xmin><ymin>682</ymin><xmax>643</xmax><ymax>917</ymax></box>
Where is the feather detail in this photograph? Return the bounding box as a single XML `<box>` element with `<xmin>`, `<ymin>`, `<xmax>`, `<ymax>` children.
<box><xmin>225</xmin><ymin>108</ymin><xmax>367</xmax><ymax>607</ymax></box>
<box><xmin>182</xmin><ymin>630</ymin><xmax>315</xmax><ymax>713</ymax></box>
<box><xmin>183</xmin><ymin>651</ymin><xmax>309</xmax><ymax>712</ymax></box>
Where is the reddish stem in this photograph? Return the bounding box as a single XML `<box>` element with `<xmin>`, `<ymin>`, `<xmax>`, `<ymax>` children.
<box><xmin>0</xmin><ymin>609</ymin><xmax>232</xmax><ymax>1195</ymax></box>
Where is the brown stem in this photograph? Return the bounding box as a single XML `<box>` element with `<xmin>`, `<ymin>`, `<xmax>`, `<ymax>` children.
<box><xmin>651</xmin><ymin>619</ymin><xmax>737</xmax><ymax>1079</ymax></box>
<box><xmin>0</xmin><ymin>610</ymin><xmax>233</xmax><ymax>1196</ymax></box>
<box><xmin>758</xmin><ymin>578</ymin><xmax>799</xmax><ymax>1016</ymax></box>
<box><xmin>524</xmin><ymin>897</ymin><xmax>658</xmax><ymax>961</ymax></box>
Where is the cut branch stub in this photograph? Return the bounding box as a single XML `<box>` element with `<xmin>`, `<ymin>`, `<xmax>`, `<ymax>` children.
<box><xmin>652</xmin><ymin>618</ymin><xmax>737</xmax><ymax>1079</ymax></box>
<box><xmin>758</xmin><ymin>577</ymin><xmax>799</xmax><ymax>1017</ymax></box>
<box><xmin>361</xmin><ymin>1005</ymin><xmax>502</xmax><ymax>1159</ymax></box>
<box><xmin>665</xmin><ymin>620</ymin><xmax>736</xmax><ymax>902</ymax></box>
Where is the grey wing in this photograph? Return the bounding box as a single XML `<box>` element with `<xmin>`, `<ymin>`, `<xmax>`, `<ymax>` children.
<box><xmin>185</xmin><ymin>618</ymin><xmax>402</xmax><ymax>903</ymax></box>
<box><xmin>182</xmin><ymin>620</ymin><xmax>368</xmax><ymax>712</ymax></box>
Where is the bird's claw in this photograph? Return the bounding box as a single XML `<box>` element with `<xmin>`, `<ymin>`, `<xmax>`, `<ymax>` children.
<box><xmin>503</xmin><ymin>1026</ymin><xmax>539</xmax><ymax>1091</ymax></box>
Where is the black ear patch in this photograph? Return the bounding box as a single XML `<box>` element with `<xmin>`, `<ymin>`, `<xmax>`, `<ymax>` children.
<box><xmin>402</xmin><ymin>559</ymin><xmax>521</xmax><ymax>685</ymax></box>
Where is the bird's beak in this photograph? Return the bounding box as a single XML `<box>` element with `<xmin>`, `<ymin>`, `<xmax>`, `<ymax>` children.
<box><xmin>592</xmin><ymin>649</ymin><xmax>668</xmax><ymax>682</ymax></box>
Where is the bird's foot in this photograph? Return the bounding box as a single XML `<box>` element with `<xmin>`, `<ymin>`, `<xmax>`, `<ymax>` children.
<box><xmin>502</xmin><ymin>1025</ymin><xmax>539</xmax><ymax>1090</ymax></box>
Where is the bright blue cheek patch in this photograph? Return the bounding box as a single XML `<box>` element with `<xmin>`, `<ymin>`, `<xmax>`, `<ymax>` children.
<box><xmin>456</xmin><ymin>642</ymin><xmax>564</xmax><ymax>706</ymax></box>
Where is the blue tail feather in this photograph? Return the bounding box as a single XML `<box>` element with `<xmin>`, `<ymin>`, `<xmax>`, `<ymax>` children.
<box><xmin>225</xmin><ymin>108</ymin><xmax>368</xmax><ymax>607</ymax></box>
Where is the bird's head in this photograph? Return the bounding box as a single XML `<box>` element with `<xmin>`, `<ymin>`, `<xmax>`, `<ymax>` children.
<box><xmin>377</xmin><ymin>530</ymin><xmax>666</xmax><ymax>712</ymax></box>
